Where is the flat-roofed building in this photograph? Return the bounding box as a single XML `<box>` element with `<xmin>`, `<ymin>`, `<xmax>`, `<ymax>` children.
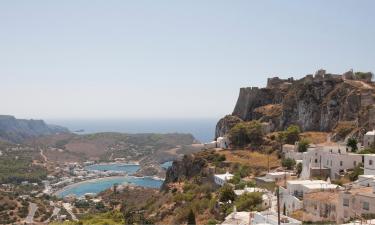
<box><xmin>337</xmin><ymin>186</ymin><xmax>375</xmax><ymax>224</ymax></box>
<box><xmin>250</xmin><ymin>211</ymin><xmax>302</xmax><ymax>225</ymax></box>
<box><xmin>364</xmin><ymin>154</ymin><xmax>375</xmax><ymax>176</ymax></box>
<box><xmin>280</xmin><ymin>180</ymin><xmax>340</xmax><ymax>214</ymax></box>
<box><xmin>214</xmin><ymin>172</ymin><xmax>234</xmax><ymax>186</ymax></box>
<box><xmin>300</xmin><ymin>144</ymin><xmax>363</xmax><ymax>180</ymax></box>
<box><xmin>364</xmin><ymin>130</ymin><xmax>375</xmax><ymax>148</ymax></box>
<box><xmin>303</xmin><ymin>191</ymin><xmax>339</xmax><ymax>223</ymax></box>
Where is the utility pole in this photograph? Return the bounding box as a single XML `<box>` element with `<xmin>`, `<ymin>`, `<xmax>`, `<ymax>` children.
<box><xmin>277</xmin><ymin>186</ymin><xmax>281</xmax><ymax>225</ymax></box>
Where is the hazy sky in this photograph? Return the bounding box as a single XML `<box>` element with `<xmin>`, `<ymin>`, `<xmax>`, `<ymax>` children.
<box><xmin>1</xmin><ymin>0</ymin><xmax>375</xmax><ymax>119</ymax></box>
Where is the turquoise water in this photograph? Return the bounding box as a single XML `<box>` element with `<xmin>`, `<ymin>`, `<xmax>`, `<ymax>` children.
<box><xmin>161</xmin><ymin>161</ymin><xmax>173</xmax><ymax>169</ymax></box>
<box><xmin>57</xmin><ymin>176</ymin><xmax>163</xmax><ymax>198</ymax></box>
<box><xmin>85</xmin><ymin>163</ymin><xmax>140</xmax><ymax>174</ymax></box>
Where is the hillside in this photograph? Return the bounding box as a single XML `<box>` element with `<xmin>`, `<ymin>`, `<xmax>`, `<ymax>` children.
<box><xmin>30</xmin><ymin>132</ymin><xmax>202</xmax><ymax>165</ymax></box>
<box><xmin>216</xmin><ymin>70</ymin><xmax>375</xmax><ymax>140</ymax></box>
<box><xmin>0</xmin><ymin>115</ymin><xmax>69</xmax><ymax>143</ymax></box>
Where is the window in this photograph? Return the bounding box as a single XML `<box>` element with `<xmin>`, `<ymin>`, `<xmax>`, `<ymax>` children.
<box><xmin>343</xmin><ymin>198</ymin><xmax>349</xmax><ymax>207</ymax></box>
<box><xmin>354</xmin><ymin>161</ymin><xmax>357</xmax><ymax>166</ymax></box>
<box><xmin>363</xmin><ymin>202</ymin><xmax>370</xmax><ymax>210</ymax></box>
<box><xmin>370</xmin><ymin>160</ymin><xmax>373</xmax><ymax>166</ymax></box>
<box><xmin>340</xmin><ymin>161</ymin><xmax>343</xmax><ymax>166</ymax></box>
<box><xmin>315</xmin><ymin>159</ymin><xmax>318</xmax><ymax>163</ymax></box>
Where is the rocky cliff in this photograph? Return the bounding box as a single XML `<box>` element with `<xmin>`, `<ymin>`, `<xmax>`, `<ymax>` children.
<box><xmin>0</xmin><ymin>115</ymin><xmax>69</xmax><ymax>143</ymax></box>
<box><xmin>216</xmin><ymin>70</ymin><xmax>375</xmax><ymax>140</ymax></box>
<box><xmin>161</xmin><ymin>154</ymin><xmax>207</xmax><ymax>190</ymax></box>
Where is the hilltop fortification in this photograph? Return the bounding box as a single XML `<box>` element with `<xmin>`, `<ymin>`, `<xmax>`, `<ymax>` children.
<box><xmin>216</xmin><ymin>69</ymin><xmax>375</xmax><ymax>140</ymax></box>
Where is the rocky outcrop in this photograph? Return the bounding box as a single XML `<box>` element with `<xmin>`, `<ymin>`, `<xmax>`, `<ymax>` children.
<box><xmin>217</xmin><ymin>70</ymin><xmax>375</xmax><ymax>139</ymax></box>
<box><xmin>161</xmin><ymin>154</ymin><xmax>207</xmax><ymax>190</ymax></box>
<box><xmin>215</xmin><ymin>115</ymin><xmax>243</xmax><ymax>139</ymax></box>
<box><xmin>0</xmin><ymin>115</ymin><xmax>69</xmax><ymax>143</ymax></box>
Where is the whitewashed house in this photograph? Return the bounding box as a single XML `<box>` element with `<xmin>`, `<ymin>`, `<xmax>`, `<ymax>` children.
<box><xmin>357</xmin><ymin>154</ymin><xmax>375</xmax><ymax>186</ymax></box>
<box><xmin>221</xmin><ymin>210</ymin><xmax>250</xmax><ymax>225</ymax></box>
<box><xmin>364</xmin><ymin>154</ymin><xmax>375</xmax><ymax>175</ymax></box>
<box><xmin>234</xmin><ymin>187</ymin><xmax>271</xmax><ymax>210</ymax></box>
<box><xmin>204</xmin><ymin>141</ymin><xmax>217</xmax><ymax>149</ymax></box>
<box><xmin>250</xmin><ymin>211</ymin><xmax>302</xmax><ymax>225</ymax></box>
<box><xmin>300</xmin><ymin>144</ymin><xmax>363</xmax><ymax>180</ymax></box>
<box><xmin>214</xmin><ymin>172</ymin><xmax>234</xmax><ymax>186</ymax></box>
<box><xmin>280</xmin><ymin>179</ymin><xmax>340</xmax><ymax>214</ymax></box>
<box><xmin>217</xmin><ymin>136</ymin><xmax>230</xmax><ymax>149</ymax></box>
<box><xmin>363</xmin><ymin>130</ymin><xmax>375</xmax><ymax>148</ymax></box>
<box><xmin>265</xmin><ymin>171</ymin><xmax>293</xmax><ymax>182</ymax></box>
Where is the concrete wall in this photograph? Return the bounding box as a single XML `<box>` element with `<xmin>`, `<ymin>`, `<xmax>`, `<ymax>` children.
<box><xmin>337</xmin><ymin>190</ymin><xmax>375</xmax><ymax>224</ymax></box>
<box><xmin>364</xmin><ymin>133</ymin><xmax>375</xmax><ymax>148</ymax></box>
<box><xmin>364</xmin><ymin>154</ymin><xmax>375</xmax><ymax>175</ymax></box>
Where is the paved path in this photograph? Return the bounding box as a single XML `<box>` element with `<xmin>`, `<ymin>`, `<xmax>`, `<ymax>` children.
<box><xmin>25</xmin><ymin>202</ymin><xmax>37</xmax><ymax>224</ymax></box>
<box><xmin>44</xmin><ymin>201</ymin><xmax>61</xmax><ymax>223</ymax></box>
<box><xmin>63</xmin><ymin>203</ymin><xmax>78</xmax><ymax>221</ymax></box>
<box><xmin>40</xmin><ymin>149</ymin><xmax>48</xmax><ymax>162</ymax></box>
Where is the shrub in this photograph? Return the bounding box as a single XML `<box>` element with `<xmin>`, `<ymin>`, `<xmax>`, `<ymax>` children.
<box><xmin>281</xmin><ymin>158</ymin><xmax>296</xmax><ymax>170</ymax></box>
<box><xmin>283</xmin><ymin>125</ymin><xmax>301</xmax><ymax>144</ymax></box>
<box><xmin>297</xmin><ymin>139</ymin><xmax>310</xmax><ymax>152</ymax></box>
<box><xmin>218</xmin><ymin>184</ymin><xmax>236</xmax><ymax>202</ymax></box>
<box><xmin>235</xmin><ymin>192</ymin><xmax>262</xmax><ymax>211</ymax></box>
<box><xmin>296</xmin><ymin>163</ymin><xmax>302</xmax><ymax>176</ymax></box>
<box><xmin>349</xmin><ymin>163</ymin><xmax>364</xmax><ymax>181</ymax></box>
<box><xmin>347</xmin><ymin>138</ymin><xmax>358</xmax><ymax>152</ymax></box>
<box><xmin>358</xmin><ymin>147</ymin><xmax>375</xmax><ymax>154</ymax></box>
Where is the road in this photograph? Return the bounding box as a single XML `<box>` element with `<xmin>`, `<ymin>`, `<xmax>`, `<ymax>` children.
<box><xmin>25</xmin><ymin>202</ymin><xmax>37</xmax><ymax>224</ymax></box>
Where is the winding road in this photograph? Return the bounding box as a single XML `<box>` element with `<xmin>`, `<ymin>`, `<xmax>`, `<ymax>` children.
<box><xmin>25</xmin><ymin>202</ymin><xmax>37</xmax><ymax>224</ymax></box>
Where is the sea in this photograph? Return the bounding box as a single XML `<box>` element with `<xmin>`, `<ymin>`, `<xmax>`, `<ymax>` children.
<box><xmin>51</xmin><ymin>118</ymin><xmax>218</xmax><ymax>197</ymax></box>
<box><xmin>47</xmin><ymin>118</ymin><xmax>218</xmax><ymax>143</ymax></box>
<box><xmin>57</xmin><ymin>163</ymin><xmax>165</xmax><ymax>197</ymax></box>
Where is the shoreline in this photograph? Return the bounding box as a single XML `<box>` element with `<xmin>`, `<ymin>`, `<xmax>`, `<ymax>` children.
<box><xmin>54</xmin><ymin>175</ymin><xmax>164</xmax><ymax>197</ymax></box>
<box><xmin>86</xmin><ymin>162</ymin><xmax>140</xmax><ymax>167</ymax></box>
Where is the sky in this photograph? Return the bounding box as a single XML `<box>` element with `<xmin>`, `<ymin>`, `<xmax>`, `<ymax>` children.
<box><xmin>0</xmin><ymin>0</ymin><xmax>375</xmax><ymax>120</ymax></box>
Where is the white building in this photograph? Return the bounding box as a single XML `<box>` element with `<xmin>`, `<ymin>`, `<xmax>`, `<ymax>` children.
<box><xmin>265</xmin><ymin>171</ymin><xmax>293</xmax><ymax>182</ymax></box>
<box><xmin>280</xmin><ymin>180</ymin><xmax>340</xmax><ymax>214</ymax></box>
<box><xmin>364</xmin><ymin>154</ymin><xmax>375</xmax><ymax>175</ymax></box>
<box><xmin>356</xmin><ymin>154</ymin><xmax>375</xmax><ymax>187</ymax></box>
<box><xmin>221</xmin><ymin>211</ymin><xmax>250</xmax><ymax>225</ymax></box>
<box><xmin>300</xmin><ymin>144</ymin><xmax>363</xmax><ymax>179</ymax></box>
<box><xmin>214</xmin><ymin>172</ymin><xmax>234</xmax><ymax>186</ymax></box>
<box><xmin>363</xmin><ymin>130</ymin><xmax>375</xmax><ymax>148</ymax></box>
<box><xmin>283</xmin><ymin>144</ymin><xmax>303</xmax><ymax>161</ymax></box>
<box><xmin>234</xmin><ymin>187</ymin><xmax>267</xmax><ymax>196</ymax></box>
<box><xmin>250</xmin><ymin>211</ymin><xmax>302</xmax><ymax>225</ymax></box>
<box><xmin>217</xmin><ymin>136</ymin><xmax>230</xmax><ymax>149</ymax></box>
<box><xmin>234</xmin><ymin>187</ymin><xmax>271</xmax><ymax>210</ymax></box>
<box><xmin>204</xmin><ymin>141</ymin><xmax>217</xmax><ymax>149</ymax></box>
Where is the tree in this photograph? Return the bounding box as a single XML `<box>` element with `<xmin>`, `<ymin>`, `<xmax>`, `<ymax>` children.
<box><xmin>235</xmin><ymin>192</ymin><xmax>262</xmax><ymax>211</ymax></box>
<box><xmin>229</xmin><ymin>121</ymin><xmax>263</xmax><ymax>147</ymax></box>
<box><xmin>297</xmin><ymin>139</ymin><xmax>310</xmax><ymax>152</ymax></box>
<box><xmin>349</xmin><ymin>163</ymin><xmax>364</xmax><ymax>181</ymax></box>
<box><xmin>283</xmin><ymin>125</ymin><xmax>301</xmax><ymax>144</ymax></box>
<box><xmin>296</xmin><ymin>163</ymin><xmax>303</xmax><ymax>176</ymax></box>
<box><xmin>281</xmin><ymin>158</ymin><xmax>296</xmax><ymax>170</ymax></box>
<box><xmin>187</xmin><ymin>209</ymin><xmax>196</xmax><ymax>225</ymax></box>
<box><xmin>347</xmin><ymin>138</ymin><xmax>358</xmax><ymax>152</ymax></box>
<box><xmin>218</xmin><ymin>184</ymin><xmax>236</xmax><ymax>202</ymax></box>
